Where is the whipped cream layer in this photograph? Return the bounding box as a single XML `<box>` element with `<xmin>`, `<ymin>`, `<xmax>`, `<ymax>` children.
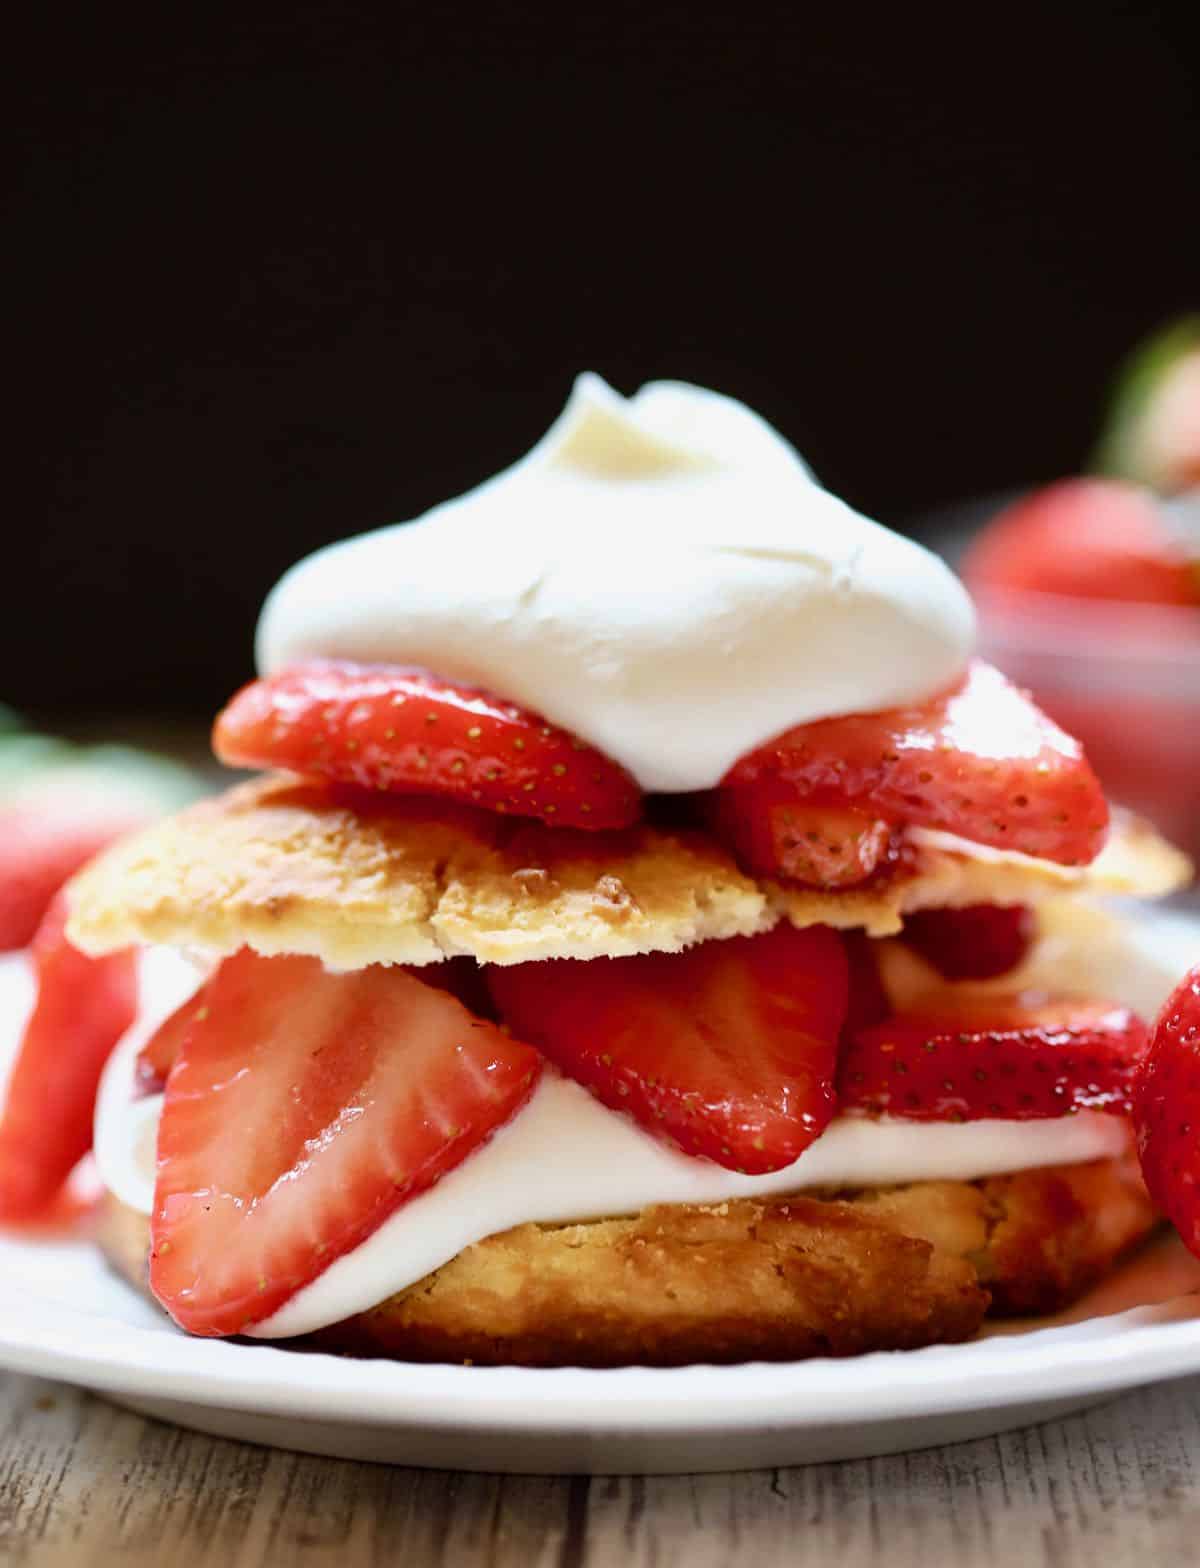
<box><xmin>86</xmin><ymin>903</ymin><xmax>1179</xmax><ymax>1341</ymax></box>
<box><xmin>257</xmin><ymin>375</ymin><xmax>976</xmax><ymax>792</ymax></box>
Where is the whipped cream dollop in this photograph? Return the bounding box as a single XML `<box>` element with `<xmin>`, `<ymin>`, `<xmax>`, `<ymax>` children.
<box><xmin>258</xmin><ymin>375</ymin><xmax>976</xmax><ymax>793</ymax></box>
<box><xmin>83</xmin><ymin>903</ymin><xmax>1181</xmax><ymax>1341</ymax></box>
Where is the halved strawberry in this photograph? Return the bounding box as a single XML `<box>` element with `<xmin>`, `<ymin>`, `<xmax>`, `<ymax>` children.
<box><xmin>720</xmin><ymin>659</ymin><xmax>1109</xmax><ymax>872</ymax></box>
<box><xmin>149</xmin><ymin>949</ymin><xmax>541</xmax><ymax>1337</ymax></box>
<box><xmin>899</xmin><ymin>904</ymin><xmax>1034</xmax><ymax>981</ymax></box>
<box><xmin>1132</xmin><ymin>965</ymin><xmax>1200</xmax><ymax>1255</ymax></box>
<box><xmin>487</xmin><ymin>923</ymin><xmax>849</xmax><ymax>1174</ymax></box>
<box><xmin>0</xmin><ymin>895</ymin><xmax>137</xmax><ymax>1219</ymax></box>
<box><xmin>213</xmin><ymin>660</ymin><xmax>641</xmax><ymax>831</ymax></box>
<box><xmin>839</xmin><ymin>995</ymin><xmax>1148</xmax><ymax>1121</ymax></box>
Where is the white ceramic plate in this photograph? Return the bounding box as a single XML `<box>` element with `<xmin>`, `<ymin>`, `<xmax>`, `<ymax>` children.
<box><xmin>0</xmin><ymin>908</ymin><xmax>1199</xmax><ymax>1475</ymax></box>
<box><xmin>1</xmin><ymin>1226</ymin><xmax>1200</xmax><ymax>1472</ymax></box>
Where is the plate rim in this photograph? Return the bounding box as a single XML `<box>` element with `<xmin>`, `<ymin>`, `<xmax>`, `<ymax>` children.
<box><xmin>2</xmin><ymin>1262</ymin><xmax>1200</xmax><ymax>1436</ymax></box>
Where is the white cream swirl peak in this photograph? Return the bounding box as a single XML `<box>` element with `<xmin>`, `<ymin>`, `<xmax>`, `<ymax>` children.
<box><xmin>258</xmin><ymin>375</ymin><xmax>976</xmax><ymax>792</ymax></box>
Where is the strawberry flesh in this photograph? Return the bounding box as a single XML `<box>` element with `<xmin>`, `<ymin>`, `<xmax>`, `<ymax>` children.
<box><xmin>135</xmin><ymin>958</ymin><xmax>497</xmax><ymax>1098</ymax></box>
<box><xmin>841</xmin><ymin>930</ymin><xmax>891</xmax><ymax>1040</ymax></box>
<box><xmin>1133</xmin><ymin>966</ymin><xmax>1200</xmax><ymax>1256</ymax></box>
<box><xmin>899</xmin><ymin>904</ymin><xmax>1034</xmax><ymax>981</ymax></box>
<box><xmin>0</xmin><ymin>895</ymin><xmax>138</xmax><ymax>1219</ymax></box>
<box><xmin>135</xmin><ymin>985</ymin><xmax>212</xmax><ymax>1097</ymax></box>
<box><xmin>213</xmin><ymin>660</ymin><xmax>641</xmax><ymax>831</ymax></box>
<box><xmin>150</xmin><ymin>949</ymin><xmax>541</xmax><ymax>1336</ymax></box>
<box><xmin>839</xmin><ymin>995</ymin><xmax>1148</xmax><ymax>1121</ymax></box>
<box><xmin>704</xmin><ymin>790</ymin><xmax>896</xmax><ymax>888</ymax></box>
<box><xmin>0</xmin><ymin>798</ymin><xmax>146</xmax><ymax>952</ymax></box>
<box><xmin>487</xmin><ymin>923</ymin><xmax>849</xmax><ymax>1174</ymax></box>
<box><xmin>720</xmin><ymin>659</ymin><xmax>1109</xmax><ymax>872</ymax></box>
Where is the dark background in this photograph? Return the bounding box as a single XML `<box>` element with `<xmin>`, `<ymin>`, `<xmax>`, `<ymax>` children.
<box><xmin>9</xmin><ymin>3</ymin><xmax>1199</xmax><ymax>720</ymax></box>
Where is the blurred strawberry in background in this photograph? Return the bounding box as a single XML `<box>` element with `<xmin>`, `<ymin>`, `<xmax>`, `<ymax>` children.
<box><xmin>961</xmin><ymin>317</ymin><xmax>1200</xmax><ymax>870</ymax></box>
<box><xmin>964</xmin><ymin>478</ymin><xmax>1198</xmax><ymax>608</ymax></box>
<box><xmin>0</xmin><ymin>708</ymin><xmax>203</xmax><ymax>951</ymax></box>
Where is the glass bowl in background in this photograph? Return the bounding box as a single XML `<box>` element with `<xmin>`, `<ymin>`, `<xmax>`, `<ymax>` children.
<box><xmin>974</xmin><ymin>587</ymin><xmax>1200</xmax><ymax>870</ymax></box>
<box><xmin>919</xmin><ymin>494</ymin><xmax>1200</xmax><ymax>882</ymax></box>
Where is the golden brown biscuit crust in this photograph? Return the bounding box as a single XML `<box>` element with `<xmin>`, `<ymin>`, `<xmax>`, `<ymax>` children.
<box><xmin>65</xmin><ymin>776</ymin><xmax>1191</xmax><ymax>969</ymax></box>
<box><xmin>98</xmin><ymin>1153</ymin><xmax>1157</xmax><ymax>1367</ymax></box>
<box><xmin>66</xmin><ymin>777</ymin><xmax>774</xmax><ymax>967</ymax></box>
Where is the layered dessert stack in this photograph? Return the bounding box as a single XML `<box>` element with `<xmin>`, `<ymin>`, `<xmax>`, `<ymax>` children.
<box><xmin>2</xmin><ymin>377</ymin><xmax>1193</xmax><ymax>1364</ymax></box>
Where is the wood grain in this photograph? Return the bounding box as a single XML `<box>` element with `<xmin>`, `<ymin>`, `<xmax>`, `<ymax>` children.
<box><xmin>2</xmin><ymin>1371</ymin><xmax>1200</xmax><ymax>1566</ymax></box>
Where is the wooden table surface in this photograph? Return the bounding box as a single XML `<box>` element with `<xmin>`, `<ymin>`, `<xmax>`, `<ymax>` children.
<box><xmin>2</xmin><ymin>1369</ymin><xmax>1199</xmax><ymax>1566</ymax></box>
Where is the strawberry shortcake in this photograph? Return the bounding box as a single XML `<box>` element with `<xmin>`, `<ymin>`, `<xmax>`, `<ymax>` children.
<box><xmin>4</xmin><ymin>375</ymin><xmax>1193</xmax><ymax>1365</ymax></box>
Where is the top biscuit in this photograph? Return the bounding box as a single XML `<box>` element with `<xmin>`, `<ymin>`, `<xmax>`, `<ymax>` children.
<box><xmin>66</xmin><ymin>775</ymin><xmax>1192</xmax><ymax>968</ymax></box>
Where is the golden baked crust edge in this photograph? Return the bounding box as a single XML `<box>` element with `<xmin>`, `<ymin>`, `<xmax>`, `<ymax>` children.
<box><xmin>98</xmin><ymin>1153</ymin><xmax>1158</xmax><ymax>1367</ymax></box>
<box><xmin>66</xmin><ymin>775</ymin><xmax>1193</xmax><ymax>968</ymax></box>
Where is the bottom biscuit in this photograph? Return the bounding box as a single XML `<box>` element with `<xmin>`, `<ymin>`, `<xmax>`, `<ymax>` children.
<box><xmin>97</xmin><ymin>1153</ymin><xmax>1158</xmax><ymax>1367</ymax></box>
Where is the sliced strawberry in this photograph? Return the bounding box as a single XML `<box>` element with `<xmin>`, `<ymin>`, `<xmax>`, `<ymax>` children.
<box><xmin>213</xmin><ymin>660</ymin><xmax>641</xmax><ymax>831</ymax></box>
<box><xmin>0</xmin><ymin>797</ymin><xmax>146</xmax><ymax>951</ymax></box>
<box><xmin>1132</xmin><ymin>965</ymin><xmax>1200</xmax><ymax>1255</ymax></box>
<box><xmin>841</xmin><ymin>930</ymin><xmax>891</xmax><ymax>1040</ymax></box>
<box><xmin>839</xmin><ymin>995</ymin><xmax>1148</xmax><ymax>1121</ymax></box>
<box><xmin>136</xmin><ymin>956</ymin><xmax>501</xmax><ymax>1103</ymax></box>
<box><xmin>136</xmin><ymin>958</ymin><xmax>501</xmax><ymax>1100</ymax></box>
<box><xmin>135</xmin><ymin>985</ymin><xmax>212</xmax><ymax>1097</ymax></box>
<box><xmin>487</xmin><ymin>924</ymin><xmax>849</xmax><ymax>1174</ymax></box>
<box><xmin>963</xmin><ymin>478</ymin><xmax>1198</xmax><ymax>606</ymax></box>
<box><xmin>150</xmin><ymin>949</ymin><xmax>541</xmax><ymax>1336</ymax></box>
<box><xmin>704</xmin><ymin>790</ymin><xmax>896</xmax><ymax>889</ymax></box>
<box><xmin>899</xmin><ymin>904</ymin><xmax>1034</xmax><ymax>981</ymax></box>
<box><xmin>720</xmin><ymin>659</ymin><xmax>1109</xmax><ymax>871</ymax></box>
<box><xmin>0</xmin><ymin>895</ymin><xmax>137</xmax><ymax>1219</ymax></box>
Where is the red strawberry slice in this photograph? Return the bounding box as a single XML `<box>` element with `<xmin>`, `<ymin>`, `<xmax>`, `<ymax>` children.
<box><xmin>841</xmin><ymin>930</ymin><xmax>891</xmax><ymax>1040</ymax></box>
<box><xmin>135</xmin><ymin>985</ymin><xmax>212</xmax><ymax>1097</ymax></box>
<box><xmin>839</xmin><ymin>995</ymin><xmax>1148</xmax><ymax>1121</ymax></box>
<box><xmin>704</xmin><ymin>791</ymin><xmax>897</xmax><ymax>889</ymax></box>
<box><xmin>0</xmin><ymin>797</ymin><xmax>146</xmax><ymax>952</ymax></box>
<box><xmin>899</xmin><ymin>904</ymin><xmax>1034</xmax><ymax>981</ymax></box>
<box><xmin>150</xmin><ymin>949</ymin><xmax>541</xmax><ymax>1337</ymax></box>
<box><xmin>0</xmin><ymin>895</ymin><xmax>138</xmax><ymax>1219</ymax></box>
<box><xmin>135</xmin><ymin>958</ymin><xmax>498</xmax><ymax>1097</ymax></box>
<box><xmin>1132</xmin><ymin>965</ymin><xmax>1200</xmax><ymax>1255</ymax></box>
<box><xmin>487</xmin><ymin>923</ymin><xmax>849</xmax><ymax>1174</ymax></box>
<box><xmin>720</xmin><ymin>659</ymin><xmax>1109</xmax><ymax>871</ymax></box>
<box><xmin>963</xmin><ymin>478</ymin><xmax>1198</xmax><ymax>607</ymax></box>
<box><xmin>213</xmin><ymin>660</ymin><xmax>641</xmax><ymax>831</ymax></box>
